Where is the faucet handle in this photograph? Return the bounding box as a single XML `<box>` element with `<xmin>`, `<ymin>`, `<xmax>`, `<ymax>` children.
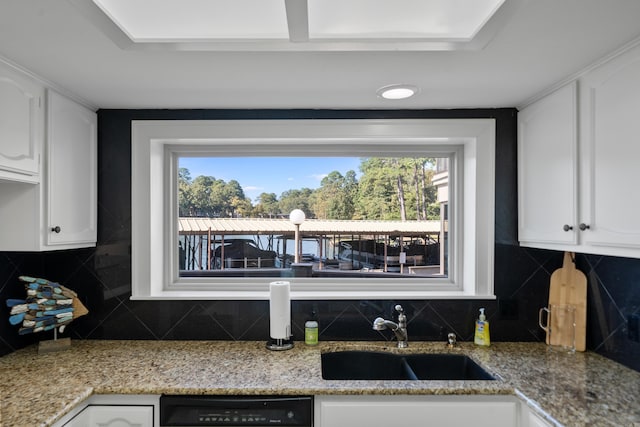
<box><xmin>394</xmin><ymin>305</ymin><xmax>407</xmax><ymax>329</ymax></box>
<box><xmin>447</xmin><ymin>333</ymin><xmax>457</xmax><ymax>348</ymax></box>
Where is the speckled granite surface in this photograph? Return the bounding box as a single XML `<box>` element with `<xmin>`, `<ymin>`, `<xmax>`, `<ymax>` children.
<box><xmin>0</xmin><ymin>341</ymin><xmax>638</xmax><ymax>426</ymax></box>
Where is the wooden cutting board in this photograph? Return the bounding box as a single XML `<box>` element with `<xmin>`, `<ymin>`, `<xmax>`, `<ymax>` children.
<box><xmin>548</xmin><ymin>252</ymin><xmax>587</xmax><ymax>351</ymax></box>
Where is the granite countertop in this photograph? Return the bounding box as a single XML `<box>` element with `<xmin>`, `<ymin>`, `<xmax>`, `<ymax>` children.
<box><xmin>0</xmin><ymin>340</ymin><xmax>639</xmax><ymax>427</ymax></box>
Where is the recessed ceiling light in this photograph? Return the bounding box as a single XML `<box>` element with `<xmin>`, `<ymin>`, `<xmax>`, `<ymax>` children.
<box><xmin>377</xmin><ymin>84</ymin><xmax>419</xmax><ymax>100</ymax></box>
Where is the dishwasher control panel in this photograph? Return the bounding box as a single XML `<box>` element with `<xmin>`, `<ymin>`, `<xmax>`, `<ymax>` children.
<box><xmin>160</xmin><ymin>395</ymin><xmax>313</xmax><ymax>426</ymax></box>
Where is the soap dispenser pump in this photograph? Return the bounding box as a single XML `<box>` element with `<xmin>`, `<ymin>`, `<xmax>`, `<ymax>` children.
<box><xmin>474</xmin><ymin>308</ymin><xmax>490</xmax><ymax>346</ymax></box>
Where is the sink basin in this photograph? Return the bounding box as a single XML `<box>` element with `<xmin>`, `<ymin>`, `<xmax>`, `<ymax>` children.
<box><xmin>402</xmin><ymin>353</ymin><xmax>495</xmax><ymax>380</ymax></box>
<box><xmin>321</xmin><ymin>351</ymin><xmax>417</xmax><ymax>380</ymax></box>
<box><xmin>321</xmin><ymin>351</ymin><xmax>495</xmax><ymax>381</ymax></box>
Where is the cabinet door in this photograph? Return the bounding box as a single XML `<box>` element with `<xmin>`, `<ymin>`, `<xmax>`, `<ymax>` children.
<box><xmin>527</xmin><ymin>411</ymin><xmax>553</xmax><ymax>427</ymax></box>
<box><xmin>518</xmin><ymin>82</ymin><xmax>578</xmax><ymax>245</ymax></box>
<box><xmin>46</xmin><ymin>90</ymin><xmax>97</xmax><ymax>246</ymax></box>
<box><xmin>0</xmin><ymin>62</ymin><xmax>42</xmax><ymax>181</ymax></box>
<box><xmin>580</xmin><ymin>44</ymin><xmax>640</xmax><ymax>250</ymax></box>
<box><xmin>87</xmin><ymin>405</ymin><xmax>154</xmax><ymax>427</ymax></box>
<box><xmin>316</xmin><ymin>396</ymin><xmax>517</xmax><ymax>427</ymax></box>
<box><xmin>61</xmin><ymin>405</ymin><xmax>92</xmax><ymax>426</ymax></box>
<box><xmin>63</xmin><ymin>405</ymin><xmax>153</xmax><ymax>427</ymax></box>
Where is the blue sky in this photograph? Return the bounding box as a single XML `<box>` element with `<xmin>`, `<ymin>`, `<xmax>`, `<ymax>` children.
<box><xmin>179</xmin><ymin>157</ymin><xmax>361</xmax><ymax>202</ymax></box>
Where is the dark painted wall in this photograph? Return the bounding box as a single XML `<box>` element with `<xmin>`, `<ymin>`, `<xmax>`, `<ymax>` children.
<box><xmin>1</xmin><ymin>109</ymin><xmax>638</xmax><ymax>372</ymax></box>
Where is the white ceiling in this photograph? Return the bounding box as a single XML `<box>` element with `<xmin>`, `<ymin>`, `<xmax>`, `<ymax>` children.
<box><xmin>90</xmin><ymin>0</ymin><xmax>505</xmax><ymax>42</ymax></box>
<box><xmin>1</xmin><ymin>0</ymin><xmax>640</xmax><ymax>110</ymax></box>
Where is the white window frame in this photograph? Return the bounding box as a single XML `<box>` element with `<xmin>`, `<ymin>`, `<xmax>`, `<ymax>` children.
<box><xmin>131</xmin><ymin>119</ymin><xmax>495</xmax><ymax>300</ymax></box>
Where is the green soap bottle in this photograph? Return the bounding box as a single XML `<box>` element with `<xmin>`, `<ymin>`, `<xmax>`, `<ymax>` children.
<box><xmin>305</xmin><ymin>320</ymin><xmax>319</xmax><ymax>345</ymax></box>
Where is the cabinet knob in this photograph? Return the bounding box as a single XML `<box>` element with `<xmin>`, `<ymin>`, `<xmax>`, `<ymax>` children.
<box><xmin>563</xmin><ymin>224</ymin><xmax>573</xmax><ymax>232</ymax></box>
<box><xmin>51</xmin><ymin>226</ymin><xmax>61</xmax><ymax>233</ymax></box>
<box><xmin>579</xmin><ymin>223</ymin><xmax>590</xmax><ymax>231</ymax></box>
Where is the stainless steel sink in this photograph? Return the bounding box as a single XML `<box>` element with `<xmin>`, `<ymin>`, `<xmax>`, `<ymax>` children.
<box><xmin>321</xmin><ymin>351</ymin><xmax>495</xmax><ymax>381</ymax></box>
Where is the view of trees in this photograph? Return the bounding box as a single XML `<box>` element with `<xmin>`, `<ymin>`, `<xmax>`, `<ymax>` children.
<box><xmin>178</xmin><ymin>157</ymin><xmax>440</xmax><ymax>221</ymax></box>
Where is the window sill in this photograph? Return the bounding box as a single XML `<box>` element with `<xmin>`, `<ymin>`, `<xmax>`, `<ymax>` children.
<box><xmin>130</xmin><ymin>290</ymin><xmax>497</xmax><ymax>301</ymax></box>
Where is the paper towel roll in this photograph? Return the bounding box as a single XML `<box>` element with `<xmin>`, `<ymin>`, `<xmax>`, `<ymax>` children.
<box><xmin>269</xmin><ymin>281</ymin><xmax>291</xmax><ymax>340</ymax></box>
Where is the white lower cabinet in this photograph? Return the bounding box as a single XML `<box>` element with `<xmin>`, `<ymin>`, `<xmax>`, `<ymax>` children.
<box><xmin>51</xmin><ymin>394</ymin><xmax>555</xmax><ymax>427</ymax></box>
<box><xmin>314</xmin><ymin>395</ymin><xmax>520</xmax><ymax>427</ymax></box>
<box><xmin>53</xmin><ymin>395</ymin><xmax>159</xmax><ymax>427</ymax></box>
<box><xmin>520</xmin><ymin>403</ymin><xmax>555</xmax><ymax>427</ymax></box>
<box><xmin>64</xmin><ymin>406</ymin><xmax>154</xmax><ymax>427</ymax></box>
<box><xmin>527</xmin><ymin>412</ymin><xmax>554</xmax><ymax>427</ymax></box>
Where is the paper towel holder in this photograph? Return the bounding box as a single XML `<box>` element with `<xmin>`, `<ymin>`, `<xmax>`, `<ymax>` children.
<box><xmin>267</xmin><ymin>280</ymin><xmax>294</xmax><ymax>351</ymax></box>
<box><xmin>266</xmin><ymin>336</ymin><xmax>294</xmax><ymax>351</ymax></box>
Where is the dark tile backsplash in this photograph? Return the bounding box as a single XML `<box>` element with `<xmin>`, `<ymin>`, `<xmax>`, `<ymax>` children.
<box><xmin>1</xmin><ymin>109</ymin><xmax>638</xmax><ymax>373</ymax></box>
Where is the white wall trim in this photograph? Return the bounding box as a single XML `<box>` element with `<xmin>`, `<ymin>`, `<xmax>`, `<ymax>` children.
<box><xmin>131</xmin><ymin>118</ymin><xmax>495</xmax><ymax>300</ymax></box>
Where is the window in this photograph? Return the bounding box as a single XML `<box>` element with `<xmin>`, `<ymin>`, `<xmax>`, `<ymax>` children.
<box><xmin>177</xmin><ymin>155</ymin><xmax>447</xmax><ymax>278</ymax></box>
<box><xmin>131</xmin><ymin>119</ymin><xmax>495</xmax><ymax>300</ymax></box>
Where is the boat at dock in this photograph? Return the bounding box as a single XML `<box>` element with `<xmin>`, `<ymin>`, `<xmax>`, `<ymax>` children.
<box><xmin>211</xmin><ymin>238</ymin><xmax>277</xmax><ymax>269</ymax></box>
<box><xmin>337</xmin><ymin>238</ymin><xmax>438</xmax><ymax>272</ymax></box>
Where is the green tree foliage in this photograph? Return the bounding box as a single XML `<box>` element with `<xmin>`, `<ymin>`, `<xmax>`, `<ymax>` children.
<box><xmin>178</xmin><ymin>157</ymin><xmax>439</xmax><ymax>220</ymax></box>
<box><xmin>310</xmin><ymin>170</ymin><xmax>358</xmax><ymax>219</ymax></box>
<box><xmin>253</xmin><ymin>192</ymin><xmax>280</xmax><ymax>218</ymax></box>
<box><xmin>354</xmin><ymin>157</ymin><xmax>438</xmax><ymax>220</ymax></box>
<box><xmin>181</xmin><ymin>174</ymin><xmax>250</xmax><ymax>217</ymax></box>
<box><xmin>279</xmin><ymin>188</ymin><xmax>313</xmax><ymax>218</ymax></box>
<box><xmin>230</xmin><ymin>195</ymin><xmax>253</xmax><ymax>218</ymax></box>
<box><xmin>224</xmin><ymin>180</ymin><xmax>252</xmax><ymax>217</ymax></box>
<box><xmin>178</xmin><ymin>167</ymin><xmax>195</xmax><ymax>216</ymax></box>
<box><xmin>355</xmin><ymin>158</ymin><xmax>397</xmax><ymax>220</ymax></box>
<box><xmin>189</xmin><ymin>175</ymin><xmax>216</xmax><ymax>216</ymax></box>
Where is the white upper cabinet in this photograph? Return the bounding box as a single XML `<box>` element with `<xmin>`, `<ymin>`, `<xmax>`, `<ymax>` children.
<box><xmin>579</xmin><ymin>44</ymin><xmax>640</xmax><ymax>252</ymax></box>
<box><xmin>0</xmin><ymin>61</ymin><xmax>43</xmax><ymax>183</ymax></box>
<box><xmin>0</xmin><ymin>89</ymin><xmax>96</xmax><ymax>251</ymax></box>
<box><xmin>518</xmin><ymin>82</ymin><xmax>577</xmax><ymax>246</ymax></box>
<box><xmin>46</xmin><ymin>90</ymin><xmax>97</xmax><ymax>246</ymax></box>
<box><xmin>519</xmin><ymin>43</ymin><xmax>640</xmax><ymax>258</ymax></box>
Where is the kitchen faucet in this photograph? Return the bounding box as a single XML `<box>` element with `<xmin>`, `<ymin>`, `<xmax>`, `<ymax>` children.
<box><xmin>372</xmin><ymin>304</ymin><xmax>408</xmax><ymax>348</ymax></box>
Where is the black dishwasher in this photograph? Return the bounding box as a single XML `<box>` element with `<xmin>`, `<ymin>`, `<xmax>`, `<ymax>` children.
<box><xmin>160</xmin><ymin>395</ymin><xmax>313</xmax><ymax>427</ymax></box>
